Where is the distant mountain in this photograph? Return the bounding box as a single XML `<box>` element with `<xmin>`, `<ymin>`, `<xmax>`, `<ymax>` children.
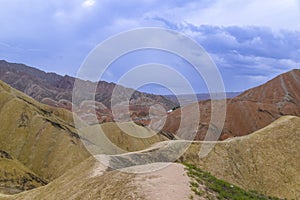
<box><xmin>164</xmin><ymin>92</ymin><xmax>241</xmax><ymax>106</ymax></box>
<box><xmin>0</xmin><ymin>60</ymin><xmax>177</xmax><ymax>124</ymax></box>
<box><xmin>163</xmin><ymin>69</ymin><xmax>300</xmax><ymax>140</ymax></box>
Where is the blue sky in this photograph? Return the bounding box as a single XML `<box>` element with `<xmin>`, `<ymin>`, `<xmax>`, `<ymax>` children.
<box><xmin>0</xmin><ymin>0</ymin><xmax>300</xmax><ymax>94</ymax></box>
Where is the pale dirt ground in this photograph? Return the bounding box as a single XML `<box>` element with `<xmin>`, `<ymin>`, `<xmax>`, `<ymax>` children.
<box><xmin>90</xmin><ymin>161</ymin><xmax>107</xmax><ymax>177</ymax></box>
<box><xmin>133</xmin><ymin>163</ymin><xmax>193</xmax><ymax>200</ymax></box>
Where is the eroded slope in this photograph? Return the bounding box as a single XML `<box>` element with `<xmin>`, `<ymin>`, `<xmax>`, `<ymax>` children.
<box><xmin>0</xmin><ymin>150</ymin><xmax>46</xmax><ymax>195</ymax></box>
<box><xmin>0</xmin><ymin>80</ymin><xmax>90</xmax><ymax>181</ymax></box>
<box><xmin>164</xmin><ymin>69</ymin><xmax>300</xmax><ymax>140</ymax></box>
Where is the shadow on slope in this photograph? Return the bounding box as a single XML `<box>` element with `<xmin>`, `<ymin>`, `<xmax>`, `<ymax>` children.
<box><xmin>0</xmin><ymin>150</ymin><xmax>47</xmax><ymax>195</ymax></box>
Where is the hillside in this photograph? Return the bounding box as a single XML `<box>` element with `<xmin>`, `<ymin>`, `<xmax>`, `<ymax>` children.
<box><xmin>0</xmin><ymin>78</ymin><xmax>296</xmax><ymax>199</ymax></box>
<box><xmin>0</xmin><ymin>150</ymin><xmax>47</xmax><ymax>195</ymax></box>
<box><xmin>0</xmin><ymin>80</ymin><xmax>90</xmax><ymax>181</ymax></box>
<box><xmin>164</xmin><ymin>92</ymin><xmax>241</xmax><ymax>106</ymax></box>
<box><xmin>79</xmin><ymin>122</ymin><xmax>170</xmax><ymax>155</ymax></box>
<box><xmin>0</xmin><ymin>61</ymin><xmax>298</xmax><ymax>199</ymax></box>
<box><xmin>0</xmin><ymin>158</ymin><xmax>281</xmax><ymax>200</ymax></box>
<box><xmin>0</xmin><ymin>60</ymin><xmax>177</xmax><ymax>124</ymax></box>
<box><xmin>181</xmin><ymin>115</ymin><xmax>300</xmax><ymax>199</ymax></box>
<box><xmin>0</xmin><ymin>80</ymin><xmax>172</xmax><ymax>194</ymax></box>
<box><xmin>163</xmin><ymin>69</ymin><xmax>300</xmax><ymax>140</ymax></box>
<box><xmin>82</xmin><ymin>116</ymin><xmax>299</xmax><ymax>199</ymax></box>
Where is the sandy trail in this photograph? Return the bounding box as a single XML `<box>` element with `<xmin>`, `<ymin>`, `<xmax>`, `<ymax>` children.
<box><xmin>133</xmin><ymin>163</ymin><xmax>192</xmax><ymax>200</ymax></box>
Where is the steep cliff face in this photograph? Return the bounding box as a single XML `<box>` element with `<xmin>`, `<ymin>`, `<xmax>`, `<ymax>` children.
<box><xmin>163</xmin><ymin>69</ymin><xmax>300</xmax><ymax>140</ymax></box>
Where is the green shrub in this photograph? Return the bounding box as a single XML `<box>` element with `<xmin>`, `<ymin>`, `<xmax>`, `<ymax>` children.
<box><xmin>184</xmin><ymin>163</ymin><xmax>282</xmax><ymax>200</ymax></box>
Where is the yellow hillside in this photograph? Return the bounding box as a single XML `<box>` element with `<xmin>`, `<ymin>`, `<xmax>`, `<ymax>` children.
<box><xmin>181</xmin><ymin>115</ymin><xmax>300</xmax><ymax>199</ymax></box>
<box><xmin>0</xmin><ymin>80</ymin><xmax>90</xmax><ymax>181</ymax></box>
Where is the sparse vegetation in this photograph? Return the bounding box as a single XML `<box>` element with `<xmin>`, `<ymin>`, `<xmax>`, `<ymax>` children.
<box><xmin>184</xmin><ymin>163</ymin><xmax>282</xmax><ymax>200</ymax></box>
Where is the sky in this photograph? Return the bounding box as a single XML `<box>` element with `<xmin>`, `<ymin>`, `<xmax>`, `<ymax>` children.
<box><xmin>0</xmin><ymin>0</ymin><xmax>300</xmax><ymax>94</ymax></box>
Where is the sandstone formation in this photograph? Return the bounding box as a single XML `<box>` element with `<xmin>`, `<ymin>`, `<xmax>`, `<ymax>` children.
<box><xmin>163</xmin><ymin>69</ymin><xmax>300</xmax><ymax>140</ymax></box>
<box><xmin>0</xmin><ymin>60</ymin><xmax>177</xmax><ymax>124</ymax></box>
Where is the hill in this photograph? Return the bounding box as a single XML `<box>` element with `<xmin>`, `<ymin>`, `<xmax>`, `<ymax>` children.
<box><xmin>78</xmin><ymin>122</ymin><xmax>170</xmax><ymax>155</ymax></box>
<box><xmin>164</xmin><ymin>92</ymin><xmax>241</xmax><ymax>106</ymax></box>
<box><xmin>181</xmin><ymin>115</ymin><xmax>300</xmax><ymax>199</ymax></box>
<box><xmin>0</xmin><ymin>61</ymin><xmax>298</xmax><ymax>199</ymax></box>
<box><xmin>82</xmin><ymin>116</ymin><xmax>299</xmax><ymax>199</ymax></box>
<box><xmin>163</xmin><ymin>69</ymin><xmax>300</xmax><ymax>140</ymax></box>
<box><xmin>0</xmin><ymin>78</ymin><xmax>296</xmax><ymax>199</ymax></box>
<box><xmin>0</xmin><ymin>158</ymin><xmax>281</xmax><ymax>200</ymax></box>
<box><xmin>0</xmin><ymin>150</ymin><xmax>47</xmax><ymax>195</ymax></box>
<box><xmin>0</xmin><ymin>80</ymin><xmax>90</xmax><ymax>181</ymax></box>
<box><xmin>0</xmin><ymin>80</ymin><xmax>171</xmax><ymax>194</ymax></box>
<box><xmin>0</xmin><ymin>60</ymin><xmax>177</xmax><ymax>124</ymax></box>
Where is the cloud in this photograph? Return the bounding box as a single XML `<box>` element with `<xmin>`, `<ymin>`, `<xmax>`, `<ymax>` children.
<box><xmin>82</xmin><ymin>0</ymin><xmax>96</xmax><ymax>8</ymax></box>
<box><xmin>149</xmin><ymin>0</ymin><xmax>300</xmax><ymax>31</ymax></box>
<box><xmin>0</xmin><ymin>0</ymin><xmax>299</xmax><ymax>93</ymax></box>
<box><xmin>151</xmin><ymin>17</ymin><xmax>300</xmax><ymax>91</ymax></box>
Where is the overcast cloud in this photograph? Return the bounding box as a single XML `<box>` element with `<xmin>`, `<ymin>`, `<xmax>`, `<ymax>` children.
<box><xmin>0</xmin><ymin>0</ymin><xmax>299</xmax><ymax>93</ymax></box>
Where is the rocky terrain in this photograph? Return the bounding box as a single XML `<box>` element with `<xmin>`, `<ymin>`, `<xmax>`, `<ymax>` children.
<box><xmin>163</xmin><ymin>69</ymin><xmax>300</xmax><ymax>140</ymax></box>
<box><xmin>0</xmin><ymin>60</ymin><xmax>177</xmax><ymax>124</ymax></box>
